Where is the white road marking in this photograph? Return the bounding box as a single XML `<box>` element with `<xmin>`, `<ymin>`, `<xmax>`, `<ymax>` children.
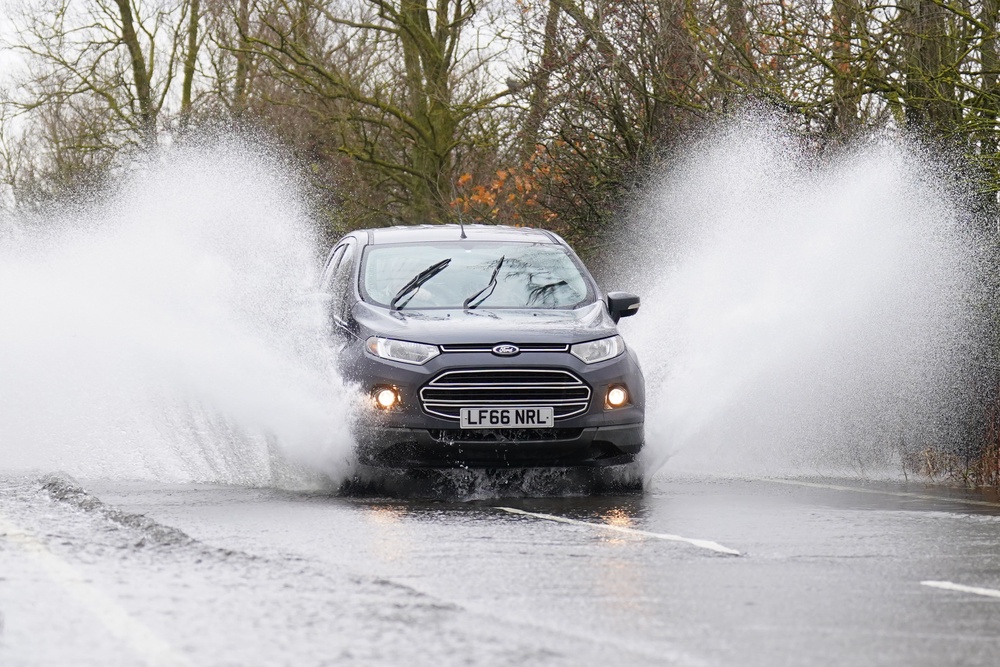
<box><xmin>0</xmin><ymin>513</ymin><xmax>191</xmax><ymax>667</ymax></box>
<box><xmin>765</xmin><ymin>478</ymin><xmax>1000</xmax><ymax>508</ymax></box>
<box><xmin>496</xmin><ymin>506</ymin><xmax>741</xmax><ymax>556</ymax></box>
<box><xmin>921</xmin><ymin>580</ymin><xmax>1000</xmax><ymax>599</ymax></box>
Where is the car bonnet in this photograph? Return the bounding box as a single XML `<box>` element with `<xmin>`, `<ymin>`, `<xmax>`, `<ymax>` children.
<box><xmin>352</xmin><ymin>300</ymin><xmax>618</xmax><ymax>345</ymax></box>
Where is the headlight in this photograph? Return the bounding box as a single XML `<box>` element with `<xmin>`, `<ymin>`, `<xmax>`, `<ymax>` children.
<box><xmin>366</xmin><ymin>337</ymin><xmax>440</xmax><ymax>365</ymax></box>
<box><xmin>570</xmin><ymin>335</ymin><xmax>625</xmax><ymax>364</ymax></box>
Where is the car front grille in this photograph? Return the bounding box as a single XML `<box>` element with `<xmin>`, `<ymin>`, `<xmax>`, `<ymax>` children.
<box><xmin>419</xmin><ymin>368</ymin><xmax>591</xmax><ymax>421</ymax></box>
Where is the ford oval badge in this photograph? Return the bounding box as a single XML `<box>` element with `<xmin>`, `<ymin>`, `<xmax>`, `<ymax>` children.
<box><xmin>492</xmin><ymin>344</ymin><xmax>520</xmax><ymax>356</ymax></box>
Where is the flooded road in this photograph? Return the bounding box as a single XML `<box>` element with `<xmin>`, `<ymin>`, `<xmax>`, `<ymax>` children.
<box><xmin>3</xmin><ymin>473</ymin><xmax>1000</xmax><ymax>666</ymax></box>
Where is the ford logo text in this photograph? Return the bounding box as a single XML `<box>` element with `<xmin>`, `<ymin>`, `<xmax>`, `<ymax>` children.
<box><xmin>492</xmin><ymin>344</ymin><xmax>520</xmax><ymax>356</ymax></box>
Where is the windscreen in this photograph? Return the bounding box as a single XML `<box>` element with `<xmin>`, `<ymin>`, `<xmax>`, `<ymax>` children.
<box><xmin>361</xmin><ymin>241</ymin><xmax>593</xmax><ymax>309</ymax></box>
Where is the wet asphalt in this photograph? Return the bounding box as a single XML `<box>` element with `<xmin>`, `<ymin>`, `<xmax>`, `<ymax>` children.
<box><xmin>2</xmin><ymin>473</ymin><xmax>1000</xmax><ymax>666</ymax></box>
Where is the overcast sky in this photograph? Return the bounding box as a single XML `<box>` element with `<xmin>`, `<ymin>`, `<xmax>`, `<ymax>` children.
<box><xmin>1</xmin><ymin>4</ymin><xmax>23</xmax><ymax>86</ymax></box>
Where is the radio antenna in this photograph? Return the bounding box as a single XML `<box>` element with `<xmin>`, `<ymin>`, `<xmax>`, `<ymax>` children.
<box><xmin>452</xmin><ymin>173</ymin><xmax>467</xmax><ymax>239</ymax></box>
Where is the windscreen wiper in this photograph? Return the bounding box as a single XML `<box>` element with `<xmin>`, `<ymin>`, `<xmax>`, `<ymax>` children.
<box><xmin>463</xmin><ymin>256</ymin><xmax>505</xmax><ymax>310</ymax></box>
<box><xmin>390</xmin><ymin>258</ymin><xmax>452</xmax><ymax>310</ymax></box>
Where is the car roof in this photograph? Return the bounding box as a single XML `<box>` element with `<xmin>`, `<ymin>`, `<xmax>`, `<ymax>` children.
<box><xmin>364</xmin><ymin>224</ymin><xmax>561</xmax><ymax>245</ymax></box>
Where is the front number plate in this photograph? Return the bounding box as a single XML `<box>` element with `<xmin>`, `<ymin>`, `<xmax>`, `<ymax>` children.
<box><xmin>459</xmin><ymin>407</ymin><xmax>554</xmax><ymax>429</ymax></box>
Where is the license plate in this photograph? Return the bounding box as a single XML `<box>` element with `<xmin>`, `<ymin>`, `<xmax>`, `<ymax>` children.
<box><xmin>459</xmin><ymin>407</ymin><xmax>554</xmax><ymax>429</ymax></box>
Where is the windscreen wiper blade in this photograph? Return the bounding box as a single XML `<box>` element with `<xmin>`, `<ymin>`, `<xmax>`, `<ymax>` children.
<box><xmin>463</xmin><ymin>256</ymin><xmax>505</xmax><ymax>310</ymax></box>
<box><xmin>390</xmin><ymin>258</ymin><xmax>452</xmax><ymax>310</ymax></box>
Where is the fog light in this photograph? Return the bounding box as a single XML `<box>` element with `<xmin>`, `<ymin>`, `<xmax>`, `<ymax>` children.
<box><xmin>606</xmin><ymin>385</ymin><xmax>629</xmax><ymax>408</ymax></box>
<box><xmin>374</xmin><ymin>387</ymin><xmax>399</xmax><ymax>409</ymax></box>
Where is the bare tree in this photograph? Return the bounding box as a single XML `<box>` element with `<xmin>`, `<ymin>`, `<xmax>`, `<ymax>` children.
<box><xmin>3</xmin><ymin>0</ymin><xmax>206</xmax><ymax>201</ymax></box>
<box><xmin>11</xmin><ymin>0</ymin><xmax>198</xmax><ymax>141</ymax></box>
<box><xmin>231</xmin><ymin>0</ymin><xmax>515</xmax><ymax>224</ymax></box>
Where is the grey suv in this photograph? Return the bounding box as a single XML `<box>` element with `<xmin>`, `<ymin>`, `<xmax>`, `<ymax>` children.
<box><xmin>321</xmin><ymin>224</ymin><xmax>644</xmax><ymax>468</ymax></box>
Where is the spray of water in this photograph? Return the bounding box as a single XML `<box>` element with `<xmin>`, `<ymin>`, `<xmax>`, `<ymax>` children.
<box><xmin>621</xmin><ymin>115</ymin><xmax>985</xmax><ymax>478</ymax></box>
<box><xmin>0</xmin><ymin>138</ymin><xmax>356</xmax><ymax>485</ymax></box>
<box><xmin>0</xmin><ymin>119</ymin><xmax>985</xmax><ymax>493</ymax></box>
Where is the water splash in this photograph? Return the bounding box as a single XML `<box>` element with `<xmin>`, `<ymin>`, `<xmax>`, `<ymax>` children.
<box><xmin>1</xmin><ymin>120</ymin><xmax>985</xmax><ymax>492</ymax></box>
<box><xmin>620</xmin><ymin>115</ymin><xmax>986</xmax><ymax>478</ymax></box>
<box><xmin>0</xmin><ymin>138</ymin><xmax>356</xmax><ymax>485</ymax></box>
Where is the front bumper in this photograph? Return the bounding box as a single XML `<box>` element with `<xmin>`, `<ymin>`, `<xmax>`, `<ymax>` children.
<box><xmin>343</xmin><ymin>345</ymin><xmax>645</xmax><ymax>469</ymax></box>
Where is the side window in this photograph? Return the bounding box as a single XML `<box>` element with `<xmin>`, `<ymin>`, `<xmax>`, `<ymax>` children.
<box><xmin>330</xmin><ymin>242</ymin><xmax>357</xmax><ymax>323</ymax></box>
<box><xmin>320</xmin><ymin>245</ymin><xmax>347</xmax><ymax>293</ymax></box>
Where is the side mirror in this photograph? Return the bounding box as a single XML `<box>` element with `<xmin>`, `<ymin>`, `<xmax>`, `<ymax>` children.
<box><xmin>607</xmin><ymin>291</ymin><xmax>640</xmax><ymax>323</ymax></box>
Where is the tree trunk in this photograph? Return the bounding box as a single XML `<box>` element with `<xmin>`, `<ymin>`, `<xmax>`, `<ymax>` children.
<box><xmin>979</xmin><ymin>0</ymin><xmax>1000</xmax><ymax>224</ymax></box>
<box><xmin>397</xmin><ymin>0</ymin><xmax>460</xmax><ymax>223</ymax></box>
<box><xmin>233</xmin><ymin>0</ymin><xmax>251</xmax><ymax>118</ymax></box>
<box><xmin>521</xmin><ymin>0</ymin><xmax>560</xmax><ymax>162</ymax></box>
<box><xmin>113</xmin><ymin>0</ymin><xmax>155</xmax><ymax>145</ymax></box>
<box><xmin>722</xmin><ymin>0</ymin><xmax>750</xmax><ymax>109</ymax></box>
<box><xmin>180</xmin><ymin>0</ymin><xmax>201</xmax><ymax>127</ymax></box>
<box><xmin>981</xmin><ymin>0</ymin><xmax>1000</xmax><ymax>153</ymax></box>
<box><xmin>831</xmin><ymin>0</ymin><xmax>859</xmax><ymax>137</ymax></box>
<box><xmin>901</xmin><ymin>0</ymin><xmax>957</xmax><ymax>136</ymax></box>
<box><xmin>651</xmin><ymin>0</ymin><xmax>697</xmax><ymax>143</ymax></box>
